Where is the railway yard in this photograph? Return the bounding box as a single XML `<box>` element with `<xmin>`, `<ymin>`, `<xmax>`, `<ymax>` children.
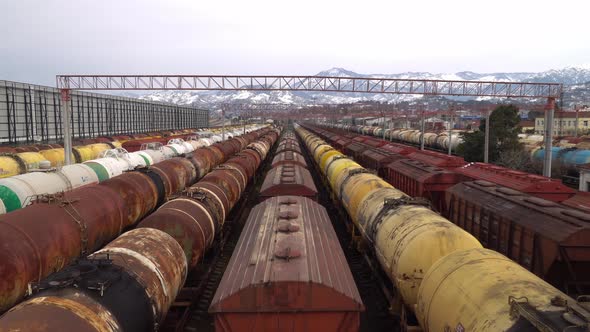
<box><xmin>3</xmin><ymin>0</ymin><xmax>590</xmax><ymax>330</ymax></box>
<box><xmin>0</xmin><ymin>118</ymin><xmax>586</xmax><ymax>331</ymax></box>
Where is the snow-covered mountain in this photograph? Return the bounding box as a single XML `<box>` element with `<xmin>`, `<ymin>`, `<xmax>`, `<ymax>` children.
<box><xmin>134</xmin><ymin>65</ymin><xmax>590</xmax><ymax>108</ymax></box>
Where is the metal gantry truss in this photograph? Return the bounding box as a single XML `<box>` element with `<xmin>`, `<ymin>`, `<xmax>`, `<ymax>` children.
<box><xmin>57</xmin><ymin>75</ymin><xmax>562</xmax><ymax>98</ymax></box>
<box><xmin>55</xmin><ymin>73</ymin><xmax>561</xmax><ymax>176</ymax></box>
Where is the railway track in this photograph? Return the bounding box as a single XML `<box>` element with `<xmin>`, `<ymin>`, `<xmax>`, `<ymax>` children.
<box><xmin>160</xmin><ymin>136</ymin><xmax>278</xmax><ymax>332</ymax></box>
<box><xmin>298</xmin><ymin>130</ymin><xmax>398</xmax><ymax>332</ymax></box>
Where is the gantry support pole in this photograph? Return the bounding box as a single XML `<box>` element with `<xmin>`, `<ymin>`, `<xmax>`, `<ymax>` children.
<box><xmin>60</xmin><ymin>89</ymin><xmax>73</xmax><ymax>165</ymax></box>
<box><xmin>420</xmin><ymin>109</ymin><xmax>426</xmax><ymax>151</ymax></box>
<box><xmin>543</xmin><ymin>97</ymin><xmax>556</xmax><ymax>177</ymax></box>
<box><xmin>484</xmin><ymin>109</ymin><xmax>490</xmax><ymax>163</ymax></box>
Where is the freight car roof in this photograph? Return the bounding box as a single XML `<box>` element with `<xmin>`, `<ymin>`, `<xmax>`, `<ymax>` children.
<box><xmin>276</xmin><ymin>140</ymin><xmax>302</xmax><ymax>154</ymax></box>
<box><xmin>455</xmin><ymin>162</ymin><xmax>575</xmax><ymax>202</ymax></box>
<box><xmin>259</xmin><ymin>164</ymin><xmax>317</xmax><ymax>199</ymax></box>
<box><xmin>209</xmin><ymin>196</ymin><xmax>363</xmax><ymax>313</ymax></box>
<box><xmin>380</xmin><ymin>143</ymin><xmax>417</xmax><ymax>155</ymax></box>
<box><xmin>385</xmin><ymin>159</ymin><xmax>463</xmax><ymax>184</ymax></box>
<box><xmin>271</xmin><ymin>150</ymin><xmax>307</xmax><ymax>168</ymax></box>
<box><xmin>561</xmin><ymin>192</ymin><xmax>590</xmax><ymax>213</ymax></box>
<box><xmin>449</xmin><ymin>181</ymin><xmax>590</xmax><ymax>243</ymax></box>
<box><xmin>407</xmin><ymin>150</ymin><xmax>466</xmax><ymax>169</ymax></box>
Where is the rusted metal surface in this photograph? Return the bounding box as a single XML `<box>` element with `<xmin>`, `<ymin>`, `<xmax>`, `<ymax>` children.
<box><xmin>271</xmin><ymin>150</ymin><xmax>307</xmax><ymax>169</ymax></box>
<box><xmin>0</xmin><ymin>185</ymin><xmax>125</xmax><ymax>312</ymax></box>
<box><xmin>225</xmin><ymin>154</ymin><xmax>258</xmax><ymax>181</ymax></box>
<box><xmin>139</xmin><ymin>198</ymin><xmax>216</xmax><ymax>269</ymax></box>
<box><xmin>203</xmin><ymin>145</ymin><xmax>226</xmax><ymax>166</ymax></box>
<box><xmin>247</xmin><ymin>141</ymin><xmax>269</xmax><ymax>161</ymax></box>
<box><xmin>186</xmin><ymin>148</ymin><xmax>215</xmax><ymax>179</ymax></box>
<box><xmin>0</xmin><ymin>228</ymin><xmax>187</xmax><ymax>332</ymax></box>
<box><xmin>93</xmin><ymin>228</ymin><xmax>188</xmax><ymax>326</ymax></box>
<box><xmin>446</xmin><ymin>181</ymin><xmax>590</xmax><ymax>293</ymax></box>
<box><xmin>210</xmin><ymin>196</ymin><xmax>363</xmax><ymax>332</ymax></box>
<box><xmin>0</xmin><ymin>292</ymin><xmax>123</xmax><ymax>332</ymax></box>
<box><xmin>99</xmin><ymin>171</ymin><xmax>159</xmax><ymax>227</ymax></box>
<box><xmin>150</xmin><ymin>158</ymin><xmax>197</xmax><ymax>197</ymax></box>
<box><xmin>384</xmin><ymin>159</ymin><xmax>463</xmax><ymax>213</ymax></box>
<box><xmin>407</xmin><ymin>150</ymin><xmax>466</xmax><ymax>169</ymax></box>
<box><xmin>455</xmin><ymin>162</ymin><xmax>576</xmax><ymax>202</ymax></box>
<box><xmin>276</xmin><ymin>140</ymin><xmax>302</xmax><ymax>154</ymax></box>
<box><xmin>260</xmin><ymin>164</ymin><xmax>318</xmax><ymax>201</ymax></box>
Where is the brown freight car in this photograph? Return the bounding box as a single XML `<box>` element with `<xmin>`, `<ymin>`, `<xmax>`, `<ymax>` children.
<box><xmin>455</xmin><ymin>162</ymin><xmax>576</xmax><ymax>202</ymax></box>
<box><xmin>445</xmin><ymin>180</ymin><xmax>590</xmax><ymax>294</ymax></box>
<box><xmin>259</xmin><ymin>164</ymin><xmax>317</xmax><ymax>201</ymax></box>
<box><xmin>209</xmin><ymin>196</ymin><xmax>363</xmax><ymax>331</ymax></box>
<box><xmin>271</xmin><ymin>150</ymin><xmax>308</xmax><ymax>169</ymax></box>
<box><xmin>276</xmin><ymin>139</ymin><xmax>303</xmax><ymax>154</ymax></box>
<box><xmin>384</xmin><ymin>159</ymin><xmax>463</xmax><ymax>213</ymax></box>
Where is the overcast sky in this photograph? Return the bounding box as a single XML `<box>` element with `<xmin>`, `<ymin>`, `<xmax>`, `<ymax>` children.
<box><xmin>1</xmin><ymin>0</ymin><xmax>589</xmax><ymax>86</ymax></box>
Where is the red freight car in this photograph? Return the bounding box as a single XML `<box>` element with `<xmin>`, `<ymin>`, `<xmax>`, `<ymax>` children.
<box><xmin>362</xmin><ymin>137</ymin><xmax>387</xmax><ymax>148</ymax></box>
<box><xmin>359</xmin><ymin>149</ymin><xmax>407</xmax><ymax>178</ymax></box>
<box><xmin>380</xmin><ymin>142</ymin><xmax>417</xmax><ymax>155</ymax></box>
<box><xmin>384</xmin><ymin>159</ymin><xmax>464</xmax><ymax>213</ymax></box>
<box><xmin>455</xmin><ymin>162</ymin><xmax>576</xmax><ymax>202</ymax></box>
<box><xmin>446</xmin><ymin>180</ymin><xmax>590</xmax><ymax>293</ymax></box>
<box><xmin>406</xmin><ymin>150</ymin><xmax>466</xmax><ymax>169</ymax></box>
<box><xmin>209</xmin><ymin>196</ymin><xmax>363</xmax><ymax>331</ymax></box>
<box><xmin>561</xmin><ymin>192</ymin><xmax>590</xmax><ymax>213</ymax></box>
<box><xmin>271</xmin><ymin>150</ymin><xmax>308</xmax><ymax>168</ymax></box>
<box><xmin>259</xmin><ymin>164</ymin><xmax>318</xmax><ymax>201</ymax></box>
<box><xmin>343</xmin><ymin>142</ymin><xmax>368</xmax><ymax>161</ymax></box>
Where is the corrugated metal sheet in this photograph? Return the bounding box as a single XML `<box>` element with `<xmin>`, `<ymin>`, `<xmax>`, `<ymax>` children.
<box><xmin>455</xmin><ymin>162</ymin><xmax>575</xmax><ymax>202</ymax></box>
<box><xmin>210</xmin><ymin>196</ymin><xmax>363</xmax><ymax>330</ymax></box>
<box><xmin>259</xmin><ymin>165</ymin><xmax>317</xmax><ymax>200</ymax></box>
<box><xmin>446</xmin><ymin>181</ymin><xmax>590</xmax><ymax>289</ymax></box>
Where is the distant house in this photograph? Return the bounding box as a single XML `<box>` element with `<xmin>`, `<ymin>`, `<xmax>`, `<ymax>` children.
<box><xmin>534</xmin><ymin>111</ymin><xmax>590</xmax><ymax>136</ymax></box>
<box><xmin>519</xmin><ymin>120</ymin><xmax>535</xmax><ymax>133</ymax></box>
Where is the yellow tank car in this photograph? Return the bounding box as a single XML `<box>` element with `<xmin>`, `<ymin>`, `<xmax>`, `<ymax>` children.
<box><xmin>0</xmin><ymin>155</ymin><xmax>26</xmax><ymax>178</ymax></box>
<box><xmin>373</xmin><ymin>196</ymin><xmax>482</xmax><ymax>307</ymax></box>
<box><xmin>86</xmin><ymin>143</ymin><xmax>113</xmax><ymax>158</ymax></box>
<box><xmin>319</xmin><ymin>149</ymin><xmax>343</xmax><ymax>174</ymax></box>
<box><xmin>40</xmin><ymin>149</ymin><xmax>74</xmax><ymax>167</ymax></box>
<box><xmin>73</xmin><ymin>146</ymin><xmax>95</xmax><ymax>163</ymax></box>
<box><xmin>417</xmin><ymin>248</ymin><xmax>579</xmax><ymax>331</ymax></box>
<box><xmin>15</xmin><ymin>152</ymin><xmax>47</xmax><ymax>170</ymax></box>
<box><xmin>341</xmin><ymin>173</ymin><xmax>392</xmax><ymax>224</ymax></box>
<box><xmin>327</xmin><ymin>159</ymin><xmax>363</xmax><ymax>195</ymax></box>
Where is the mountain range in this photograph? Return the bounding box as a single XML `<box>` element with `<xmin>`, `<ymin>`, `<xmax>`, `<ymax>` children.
<box><xmin>134</xmin><ymin>65</ymin><xmax>590</xmax><ymax>109</ymax></box>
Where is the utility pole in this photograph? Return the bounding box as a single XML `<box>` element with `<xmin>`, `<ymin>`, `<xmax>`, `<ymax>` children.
<box><xmin>543</xmin><ymin>98</ymin><xmax>556</xmax><ymax>177</ymax></box>
<box><xmin>420</xmin><ymin>109</ymin><xmax>426</xmax><ymax>151</ymax></box>
<box><xmin>484</xmin><ymin>108</ymin><xmax>491</xmax><ymax>163</ymax></box>
<box><xmin>60</xmin><ymin>89</ymin><xmax>73</xmax><ymax>165</ymax></box>
<box><xmin>448</xmin><ymin>107</ymin><xmax>454</xmax><ymax>156</ymax></box>
<box><xmin>221</xmin><ymin>107</ymin><xmax>226</xmax><ymax>141</ymax></box>
<box><xmin>574</xmin><ymin>105</ymin><xmax>580</xmax><ymax>138</ymax></box>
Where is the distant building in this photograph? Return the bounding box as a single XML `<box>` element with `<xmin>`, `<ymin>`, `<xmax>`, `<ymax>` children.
<box><xmin>519</xmin><ymin>120</ymin><xmax>535</xmax><ymax>133</ymax></box>
<box><xmin>534</xmin><ymin>111</ymin><xmax>590</xmax><ymax>136</ymax></box>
